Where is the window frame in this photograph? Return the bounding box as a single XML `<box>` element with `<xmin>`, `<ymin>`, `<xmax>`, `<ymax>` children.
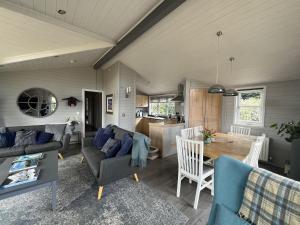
<box><xmin>149</xmin><ymin>95</ymin><xmax>176</xmax><ymax>117</ymax></box>
<box><xmin>234</xmin><ymin>86</ymin><xmax>266</xmax><ymax>128</ymax></box>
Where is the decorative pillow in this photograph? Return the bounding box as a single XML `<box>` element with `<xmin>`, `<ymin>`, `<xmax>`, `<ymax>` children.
<box><xmin>0</xmin><ymin>134</ymin><xmax>7</xmax><ymax>147</ymax></box>
<box><xmin>101</xmin><ymin>138</ymin><xmax>121</xmax><ymax>158</ymax></box>
<box><xmin>45</xmin><ymin>124</ymin><xmax>66</xmax><ymax>141</ymax></box>
<box><xmin>0</xmin><ymin>127</ymin><xmax>6</xmax><ymax>133</ymax></box>
<box><xmin>116</xmin><ymin>133</ymin><xmax>133</xmax><ymax>157</ymax></box>
<box><xmin>214</xmin><ymin>204</ymin><xmax>250</xmax><ymax>225</ymax></box>
<box><xmin>93</xmin><ymin>128</ymin><xmax>114</xmax><ymax>149</ymax></box>
<box><xmin>36</xmin><ymin>131</ymin><xmax>54</xmax><ymax>144</ymax></box>
<box><xmin>0</xmin><ymin>132</ymin><xmax>16</xmax><ymax>147</ymax></box>
<box><xmin>14</xmin><ymin>130</ymin><xmax>37</xmax><ymax>147</ymax></box>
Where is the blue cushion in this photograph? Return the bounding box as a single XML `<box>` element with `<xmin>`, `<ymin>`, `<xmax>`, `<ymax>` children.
<box><xmin>0</xmin><ymin>132</ymin><xmax>16</xmax><ymax>147</ymax></box>
<box><xmin>207</xmin><ymin>156</ymin><xmax>253</xmax><ymax>225</ymax></box>
<box><xmin>0</xmin><ymin>134</ymin><xmax>7</xmax><ymax>147</ymax></box>
<box><xmin>93</xmin><ymin>128</ymin><xmax>114</xmax><ymax>149</ymax></box>
<box><xmin>106</xmin><ymin>139</ymin><xmax>121</xmax><ymax>158</ymax></box>
<box><xmin>214</xmin><ymin>204</ymin><xmax>250</xmax><ymax>225</ymax></box>
<box><xmin>36</xmin><ymin>131</ymin><xmax>54</xmax><ymax>144</ymax></box>
<box><xmin>116</xmin><ymin>133</ymin><xmax>133</xmax><ymax>157</ymax></box>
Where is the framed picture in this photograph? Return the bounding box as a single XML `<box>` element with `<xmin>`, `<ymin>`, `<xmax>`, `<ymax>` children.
<box><xmin>106</xmin><ymin>94</ymin><xmax>113</xmax><ymax>114</ymax></box>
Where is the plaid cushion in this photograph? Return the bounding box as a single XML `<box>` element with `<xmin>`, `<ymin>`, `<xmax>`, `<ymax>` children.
<box><xmin>239</xmin><ymin>168</ymin><xmax>300</xmax><ymax>225</ymax></box>
<box><xmin>14</xmin><ymin>130</ymin><xmax>37</xmax><ymax>147</ymax></box>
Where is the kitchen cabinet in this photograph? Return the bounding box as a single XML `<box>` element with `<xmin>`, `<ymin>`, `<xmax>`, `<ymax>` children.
<box><xmin>189</xmin><ymin>88</ymin><xmax>222</xmax><ymax>132</ymax></box>
<box><xmin>136</xmin><ymin>95</ymin><xmax>148</xmax><ymax>107</ymax></box>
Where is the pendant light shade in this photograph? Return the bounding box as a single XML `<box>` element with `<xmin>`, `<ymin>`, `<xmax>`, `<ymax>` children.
<box><xmin>208</xmin><ymin>31</ymin><xmax>225</xmax><ymax>94</ymax></box>
<box><xmin>223</xmin><ymin>57</ymin><xmax>238</xmax><ymax>96</ymax></box>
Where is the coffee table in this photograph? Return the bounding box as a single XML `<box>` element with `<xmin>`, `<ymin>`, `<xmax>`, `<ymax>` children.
<box><xmin>0</xmin><ymin>150</ymin><xmax>58</xmax><ymax>210</ymax></box>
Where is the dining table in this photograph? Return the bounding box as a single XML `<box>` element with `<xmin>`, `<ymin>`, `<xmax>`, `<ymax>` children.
<box><xmin>193</xmin><ymin>133</ymin><xmax>253</xmax><ymax>161</ymax></box>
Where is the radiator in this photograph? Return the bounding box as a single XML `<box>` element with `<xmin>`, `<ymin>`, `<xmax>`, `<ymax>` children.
<box><xmin>259</xmin><ymin>137</ymin><xmax>269</xmax><ymax>162</ymax></box>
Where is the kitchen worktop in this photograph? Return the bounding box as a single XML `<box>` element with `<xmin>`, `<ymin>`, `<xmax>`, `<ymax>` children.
<box><xmin>136</xmin><ymin>116</ymin><xmax>165</xmax><ymax>120</ymax></box>
<box><xmin>149</xmin><ymin>122</ymin><xmax>185</xmax><ymax>127</ymax></box>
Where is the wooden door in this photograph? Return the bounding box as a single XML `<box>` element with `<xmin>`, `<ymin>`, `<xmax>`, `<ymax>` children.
<box><xmin>189</xmin><ymin>89</ymin><xmax>206</xmax><ymax>128</ymax></box>
<box><xmin>205</xmin><ymin>93</ymin><xmax>222</xmax><ymax>132</ymax></box>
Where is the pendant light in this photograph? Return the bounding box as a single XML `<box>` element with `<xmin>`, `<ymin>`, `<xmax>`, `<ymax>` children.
<box><xmin>208</xmin><ymin>31</ymin><xmax>226</xmax><ymax>94</ymax></box>
<box><xmin>223</xmin><ymin>57</ymin><xmax>238</xmax><ymax>96</ymax></box>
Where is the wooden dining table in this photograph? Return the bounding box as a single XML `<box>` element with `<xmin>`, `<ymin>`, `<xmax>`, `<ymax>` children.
<box><xmin>193</xmin><ymin>133</ymin><xmax>253</xmax><ymax>161</ymax></box>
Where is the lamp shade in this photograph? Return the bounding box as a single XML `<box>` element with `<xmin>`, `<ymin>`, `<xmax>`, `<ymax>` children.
<box><xmin>208</xmin><ymin>84</ymin><xmax>226</xmax><ymax>94</ymax></box>
<box><xmin>223</xmin><ymin>89</ymin><xmax>238</xmax><ymax>96</ymax></box>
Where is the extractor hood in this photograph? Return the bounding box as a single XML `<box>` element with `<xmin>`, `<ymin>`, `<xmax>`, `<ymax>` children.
<box><xmin>171</xmin><ymin>84</ymin><xmax>184</xmax><ymax>102</ymax></box>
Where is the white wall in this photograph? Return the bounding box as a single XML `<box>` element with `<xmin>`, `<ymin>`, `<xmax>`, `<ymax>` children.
<box><xmin>222</xmin><ymin>80</ymin><xmax>300</xmax><ymax>168</ymax></box>
<box><xmin>0</xmin><ymin>67</ymin><xmax>100</xmax><ymax>127</ymax></box>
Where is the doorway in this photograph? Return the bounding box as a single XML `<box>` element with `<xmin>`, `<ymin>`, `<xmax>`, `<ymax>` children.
<box><xmin>82</xmin><ymin>89</ymin><xmax>103</xmax><ymax>138</ymax></box>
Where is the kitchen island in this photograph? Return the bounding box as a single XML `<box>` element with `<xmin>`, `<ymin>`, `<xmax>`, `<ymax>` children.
<box><xmin>149</xmin><ymin>122</ymin><xmax>184</xmax><ymax>158</ymax></box>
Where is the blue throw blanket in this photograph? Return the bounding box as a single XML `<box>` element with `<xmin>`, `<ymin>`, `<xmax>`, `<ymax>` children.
<box><xmin>131</xmin><ymin>132</ymin><xmax>150</xmax><ymax>168</ymax></box>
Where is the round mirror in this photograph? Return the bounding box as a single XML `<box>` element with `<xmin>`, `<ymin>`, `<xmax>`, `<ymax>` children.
<box><xmin>17</xmin><ymin>88</ymin><xmax>58</xmax><ymax>118</ymax></box>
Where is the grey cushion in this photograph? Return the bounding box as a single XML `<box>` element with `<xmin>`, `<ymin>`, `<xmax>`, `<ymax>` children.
<box><xmin>82</xmin><ymin>146</ymin><xmax>106</xmax><ymax>177</ymax></box>
<box><xmin>45</xmin><ymin>124</ymin><xmax>66</xmax><ymax>141</ymax></box>
<box><xmin>25</xmin><ymin>141</ymin><xmax>62</xmax><ymax>154</ymax></box>
<box><xmin>101</xmin><ymin>138</ymin><xmax>117</xmax><ymax>154</ymax></box>
<box><xmin>0</xmin><ymin>127</ymin><xmax>6</xmax><ymax>133</ymax></box>
<box><xmin>14</xmin><ymin>130</ymin><xmax>37</xmax><ymax>147</ymax></box>
<box><xmin>0</xmin><ymin>146</ymin><xmax>25</xmax><ymax>158</ymax></box>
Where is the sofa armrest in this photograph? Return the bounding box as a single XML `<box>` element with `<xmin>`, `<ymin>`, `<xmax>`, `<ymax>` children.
<box><xmin>82</xmin><ymin>137</ymin><xmax>94</xmax><ymax>148</ymax></box>
<box><xmin>60</xmin><ymin>133</ymin><xmax>71</xmax><ymax>153</ymax></box>
<box><xmin>98</xmin><ymin>154</ymin><xmax>136</xmax><ymax>186</ymax></box>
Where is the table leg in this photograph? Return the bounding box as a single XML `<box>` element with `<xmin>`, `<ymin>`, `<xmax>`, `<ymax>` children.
<box><xmin>51</xmin><ymin>181</ymin><xmax>57</xmax><ymax>210</ymax></box>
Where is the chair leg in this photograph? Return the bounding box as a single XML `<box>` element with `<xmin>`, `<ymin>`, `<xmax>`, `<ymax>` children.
<box><xmin>80</xmin><ymin>156</ymin><xmax>85</xmax><ymax>164</ymax></box>
<box><xmin>189</xmin><ymin>179</ymin><xmax>192</xmax><ymax>184</ymax></box>
<box><xmin>211</xmin><ymin>176</ymin><xmax>214</xmax><ymax>196</ymax></box>
<box><xmin>176</xmin><ymin>171</ymin><xmax>182</xmax><ymax>198</ymax></box>
<box><xmin>194</xmin><ymin>182</ymin><xmax>202</xmax><ymax>209</ymax></box>
<box><xmin>98</xmin><ymin>186</ymin><xmax>104</xmax><ymax>200</ymax></box>
<box><xmin>58</xmin><ymin>153</ymin><xmax>64</xmax><ymax>160</ymax></box>
<box><xmin>133</xmin><ymin>173</ymin><xmax>139</xmax><ymax>182</ymax></box>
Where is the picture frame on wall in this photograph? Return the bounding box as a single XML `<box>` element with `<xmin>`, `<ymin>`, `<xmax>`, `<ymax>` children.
<box><xmin>106</xmin><ymin>94</ymin><xmax>113</xmax><ymax>114</ymax></box>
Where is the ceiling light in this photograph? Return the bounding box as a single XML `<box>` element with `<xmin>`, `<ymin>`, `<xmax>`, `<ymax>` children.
<box><xmin>208</xmin><ymin>31</ymin><xmax>225</xmax><ymax>94</ymax></box>
<box><xmin>57</xmin><ymin>9</ymin><xmax>66</xmax><ymax>15</ymax></box>
<box><xmin>70</xmin><ymin>60</ymin><xmax>76</xmax><ymax>64</ymax></box>
<box><xmin>223</xmin><ymin>57</ymin><xmax>238</xmax><ymax>97</ymax></box>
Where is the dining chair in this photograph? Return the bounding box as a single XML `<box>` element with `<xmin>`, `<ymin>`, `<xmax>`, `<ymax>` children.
<box><xmin>230</xmin><ymin>125</ymin><xmax>251</xmax><ymax>136</ymax></box>
<box><xmin>243</xmin><ymin>134</ymin><xmax>265</xmax><ymax>168</ymax></box>
<box><xmin>194</xmin><ymin>125</ymin><xmax>204</xmax><ymax>137</ymax></box>
<box><xmin>176</xmin><ymin>136</ymin><xmax>214</xmax><ymax>209</ymax></box>
<box><xmin>181</xmin><ymin>127</ymin><xmax>195</xmax><ymax>139</ymax></box>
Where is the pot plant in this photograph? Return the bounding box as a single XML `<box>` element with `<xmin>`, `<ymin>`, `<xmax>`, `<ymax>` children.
<box><xmin>202</xmin><ymin>128</ymin><xmax>216</xmax><ymax>144</ymax></box>
<box><xmin>66</xmin><ymin>116</ymin><xmax>80</xmax><ymax>133</ymax></box>
<box><xmin>270</xmin><ymin>121</ymin><xmax>300</xmax><ymax>181</ymax></box>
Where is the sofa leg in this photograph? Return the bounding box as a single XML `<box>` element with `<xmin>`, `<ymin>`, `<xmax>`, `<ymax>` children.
<box><xmin>80</xmin><ymin>156</ymin><xmax>85</xmax><ymax>164</ymax></box>
<box><xmin>133</xmin><ymin>173</ymin><xmax>139</xmax><ymax>182</ymax></box>
<box><xmin>98</xmin><ymin>186</ymin><xmax>104</xmax><ymax>200</ymax></box>
<box><xmin>58</xmin><ymin>153</ymin><xmax>64</xmax><ymax>160</ymax></box>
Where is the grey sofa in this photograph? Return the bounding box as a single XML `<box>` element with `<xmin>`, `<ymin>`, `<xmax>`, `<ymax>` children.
<box><xmin>81</xmin><ymin>125</ymin><xmax>137</xmax><ymax>200</ymax></box>
<box><xmin>0</xmin><ymin>124</ymin><xmax>71</xmax><ymax>159</ymax></box>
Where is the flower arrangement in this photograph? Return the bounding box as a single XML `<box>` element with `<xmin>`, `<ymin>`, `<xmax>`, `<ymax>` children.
<box><xmin>202</xmin><ymin>128</ymin><xmax>216</xmax><ymax>144</ymax></box>
<box><xmin>270</xmin><ymin>121</ymin><xmax>300</xmax><ymax>142</ymax></box>
<box><xmin>66</xmin><ymin>116</ymin><xmax>80</xmax><ymax>127</ymax></box>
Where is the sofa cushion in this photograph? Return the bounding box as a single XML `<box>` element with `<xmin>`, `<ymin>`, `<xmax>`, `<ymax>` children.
<box><xmin>214</xmin><ymin>204</ymin><xmax>249</xmax><ymax>225</ymax></box>
<box><xmin>111</xmin><ymin>125</ymin><xmax>133</xmax><ymax>141</ymax></box>
<box><xmin>82</xmin><ymin>146</ymin><xmax>106</xmax><ymax>177</ymax></box>
<box><xmin>0</xmin><ymin>146</ymin><xmax>25</xmax><ymax>158</ymax></box>
<box><xmin>116</xmin><ymin>133</ymin><xmax>133</xmax><ymax>157</ymax></box>
<box><xmin>0</xmin><ymin>127</ymin><xmax>6</xmax><ymax>133</ymax></box>
<box><xmin>45</xmin><ymin>124</ymin><xmax>66</xmax><ymax>141</ymax></box>
<box><xmin>36</xmin><ymin>131</ymin><xmax>54</xmax><ymax>144</ymax></box>
<box><xmin>25</xmin><ymin>141</ymin><xmax>62</xmax><ymax>154</ymax></box>
<box><xmin>101</xmin><ymin>138</ymin><xmax>120</xmax><ymax>157</ymax></box>
<box><xmin>0</xmin><ymin>134</ymin><xmax>7</xmax><ymax>147</ymax></box>
<box><xmin>93</xmin><ymin>128</ymin><xmax>114</xmax><ymax>149</ymax></box>
<box><xmin>14</xmin><ymin>130</ymin><xmax>37</xmax><ymax>147</ymax></box>
<box><xmin>0</xmin><ymin>132</ymin><xmax>16</xmax><ymax>147</ymax></box>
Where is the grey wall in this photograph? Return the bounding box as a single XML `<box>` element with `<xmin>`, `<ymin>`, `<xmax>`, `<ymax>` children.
<box><xmin>0</xmin><ymin>67</ymin><xmax>100</xmax><ymax>127</ymax></box>
<box><xmin>222</xmin><ymin>80</ymin><xmax>300</xmax><ymax>168</ymax></box>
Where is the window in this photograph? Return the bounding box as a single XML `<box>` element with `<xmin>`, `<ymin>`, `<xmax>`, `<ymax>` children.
<box><xmin>149</xmin><ymin>96</ymin><xmax>175</xmax><ymax>116</ymax></box>
<box><xmin>234</xmin><ymin>87</ymin><xmax>266</xmax><ymax>127</ymax></box>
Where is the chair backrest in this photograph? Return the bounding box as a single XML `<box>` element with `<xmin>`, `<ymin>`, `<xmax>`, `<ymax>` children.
<box><xmin>244</xmin><ymin>135</ymin><xmax>265</xmax><ymax>168</ymax></box>
<box><xmin>181</xmin><ymin>127</ymin><xmax>195</xmax><ymax>139</ymax></box>
<box><xmin>230</xmin><ymin>125</ymin><xmax>251</xmax><ymax>136</ymax></box>
<box><xmin>176</xmin><ymin>136</ymin><xmax>204</xmax><ymax>178</ymax></box>
<box><xmin>194</xmin><ymin>126</ymin><xmax>204</xmax><ymax>137</ymax></box>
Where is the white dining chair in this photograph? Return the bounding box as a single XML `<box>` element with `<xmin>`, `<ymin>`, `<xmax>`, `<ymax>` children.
<box><xmin>176</xmin><ymin>136</ymin><xmax>214</xmax><ymax>209</ymax></box>
<box><xmin>194</xmin><ymin>125</ymin><xmax>204</xmax><ymax>137</ymax></box>
<box><xmin>243</xmin><ymin>134</ymin><xmax>265</xmax><ymax>168</ymax></box>
<box><xmin>181</xmin><ymin>127</ymin><xmax>195</xmax><ymax>139</ymax></box>
<box><xmin>230</xmin><ymin>125</ymin><xmax>251</xmax><ymax>136</ymax></box>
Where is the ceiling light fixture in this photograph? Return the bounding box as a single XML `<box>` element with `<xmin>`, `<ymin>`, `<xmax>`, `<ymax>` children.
<box><xmin>57</xmin><ymin>9</ymin><xmax>66</xmax><ymax>15</ymax></box>
<box><xmin>223</xmin><ymin>57</ymin><xmax>238</xmax><ymax>97</ymax></box>
<box><xmin>208</xmin><ymin>31</ymin><xmax>226</xmax><ymax>94</ymax></box>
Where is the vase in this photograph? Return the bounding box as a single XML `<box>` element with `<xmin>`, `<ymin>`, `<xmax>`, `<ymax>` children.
<box><xmin>290</xmin><ymin>139</ymin><xmax>300</xmax><ymax>181</ymax></box>
<box><xmin>204</xmin><ymin>137</ymin><xmax>212</xmax><ymax>144</ymax></box>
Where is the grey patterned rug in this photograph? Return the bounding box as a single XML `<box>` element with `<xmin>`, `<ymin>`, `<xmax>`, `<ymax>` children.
<box><xmin>0</xmin><ymin>154</ymin><xmax>188</xmax><ymax>225</ymax></box>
